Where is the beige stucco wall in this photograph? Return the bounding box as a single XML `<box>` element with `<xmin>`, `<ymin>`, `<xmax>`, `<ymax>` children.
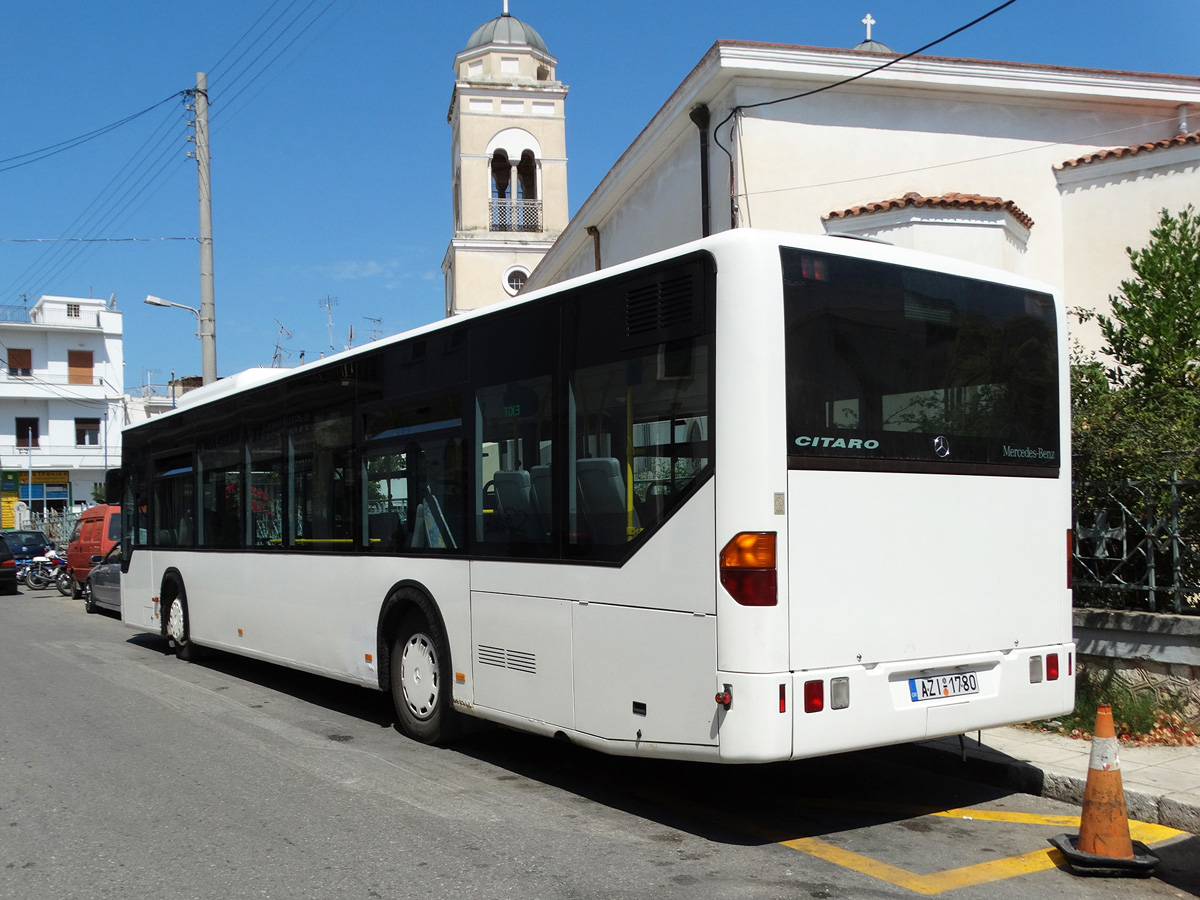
<box><xmin>444</xmin><ymin>242</ymin><xmax>552</xmax><ymax>314</ymax></box>
<box><xmin>525</xmin><ymin>49</ymin><xmax>1200</xmax><ymax>342</ymax></box>
<box><xmin>1057</xmin><ymin>143</ymin><xmax>1200</xmax><ymax>354</ymax></box>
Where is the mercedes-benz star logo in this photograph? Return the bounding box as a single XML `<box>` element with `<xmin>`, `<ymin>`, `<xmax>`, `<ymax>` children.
<box><xmin>933</xmin><ymin>435</ymin><xmax>951</xmax><ymax>458</ymax></box>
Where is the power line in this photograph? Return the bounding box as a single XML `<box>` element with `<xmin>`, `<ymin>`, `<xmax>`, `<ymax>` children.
<box><xmin>1</xmin><ymin>99</ymin><xmax>190</xmax><ymax>301</ymax></box>
<box><xmin>713</xmin><ymin>1</ymin><xmax>1020</xmax><ymax>164</ymax></box>
<box><xmin>0</xmin><ymin>93</ymin><xmax>185</xmax><ymax>174</ymax></box>
<box><xmin>0</xmin><ymin>237</ymin><xmax>196</xmax><ymax>243</ymax></box>
<box><xmin>2</xmin><ymin>0</ymin><xmax>351</xmax><ymax>303</ymax></box>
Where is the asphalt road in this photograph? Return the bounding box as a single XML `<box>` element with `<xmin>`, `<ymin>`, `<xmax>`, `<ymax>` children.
<box><xmin>1</xmin><ymin>588</ymin><xmax>1196</xmax><ymax>900</ymax></box>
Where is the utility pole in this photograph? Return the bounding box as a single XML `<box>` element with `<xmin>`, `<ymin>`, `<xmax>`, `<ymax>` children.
<box><xmin>192</xmin><ymin>72</ymin><xmax>217</xmax><ymax>384</ymax></box>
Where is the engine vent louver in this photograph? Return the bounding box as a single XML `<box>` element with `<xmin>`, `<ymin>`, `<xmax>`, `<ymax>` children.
<box><xmin>625</xmin><ymin>273</ymin><xmax>696</xmax><ymax>338</ymax></box>
<box><xmin>477</xmin><ymin>644</ymin><xmax>537</xmax><ymax>674</ymax></box>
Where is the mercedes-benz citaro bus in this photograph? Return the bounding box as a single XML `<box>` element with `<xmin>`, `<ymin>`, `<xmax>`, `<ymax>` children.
<box><xmin>115</xmin><ymin>228</ymin><xmax>1074</xmax><ymax>762</ymax></box>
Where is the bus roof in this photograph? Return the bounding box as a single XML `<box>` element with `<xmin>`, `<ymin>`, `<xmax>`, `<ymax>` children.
<box><xmin>130</xmin><ymin>228</ymin><xmax>1058</xmax><ymax>430</ymax></box>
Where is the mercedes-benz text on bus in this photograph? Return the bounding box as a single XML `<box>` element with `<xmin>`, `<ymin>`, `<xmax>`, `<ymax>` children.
<box><xmin>117</xmin><ymin>229</ymin><xmax>1074</xmax><ymax>762</ymax></box>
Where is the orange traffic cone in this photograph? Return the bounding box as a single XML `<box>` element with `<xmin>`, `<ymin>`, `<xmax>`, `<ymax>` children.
<box><xmin>1049</xmin><ymin>703</ymin><xmax>1158</xmax><ymax>876</ymax></box>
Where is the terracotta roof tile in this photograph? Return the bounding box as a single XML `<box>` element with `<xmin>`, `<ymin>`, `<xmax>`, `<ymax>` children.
<box><xmin>824</xmin><ymin>192</ymin><xmax>1034</xmax><ymax>230</ymax></box>
<box><xmin>1058</xmin><ymin>131</ymin><xmax>1200</xmax><ymax>169</ymax></box>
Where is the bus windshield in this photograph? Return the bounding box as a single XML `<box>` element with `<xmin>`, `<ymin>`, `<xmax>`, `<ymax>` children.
<box><xmin>782</xmin><ymin>247</ymin><xmax>1059</xmax><ymax>476</ymax></box>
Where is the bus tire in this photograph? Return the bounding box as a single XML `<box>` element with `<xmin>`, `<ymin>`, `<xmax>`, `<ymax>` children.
<box><xmin>165</xmin><ymin>585</ymin><xmax>199</xmax><ymax>661</ymax></box>
<box><xmin>391</xmin><ymin>610</ymin><xmax>457</xmax><ymax>744</ymax></box>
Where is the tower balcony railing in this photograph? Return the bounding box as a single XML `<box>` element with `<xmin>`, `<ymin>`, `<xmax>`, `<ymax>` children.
<box><xmin>490</xmin><ymin>198</ymin><xmax>542</xmax><ymax>233</ymax></box>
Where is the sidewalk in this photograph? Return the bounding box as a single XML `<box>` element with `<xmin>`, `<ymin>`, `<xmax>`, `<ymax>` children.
<box><xmin>918</xmin><ymin>725</ymin><xmax>1200</xmax><ymax>834</ymax></box>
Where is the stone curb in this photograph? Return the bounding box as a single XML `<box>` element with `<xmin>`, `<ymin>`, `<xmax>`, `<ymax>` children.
<box><xmin>909</xmin><ymin>741</ymin><xmax>1200</xmax><ymax>835</ymax></box>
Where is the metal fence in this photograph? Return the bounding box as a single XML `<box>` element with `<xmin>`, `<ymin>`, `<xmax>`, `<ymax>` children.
<box><xmin>25</xmin><ymin>509</ymin><xmax>78</xmax><ymax>546</ymax></box>
<box><xmin>1073</xmin><ymin>473</ymin><xmax>1200</xmax><ymax>615</ymax></box>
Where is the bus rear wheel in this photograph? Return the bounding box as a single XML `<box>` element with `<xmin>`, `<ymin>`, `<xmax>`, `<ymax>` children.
<box><xmin>391</xmin><ymin>611</ymin><xmax>456</xmax><ymax>744</ymax></box>
<box><xmin>165</xmin><ymin>588</ymin><xmax>199</xmax><ymax>661</ymax></box>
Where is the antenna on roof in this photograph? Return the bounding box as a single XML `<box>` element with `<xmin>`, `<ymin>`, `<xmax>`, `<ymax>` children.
<box><xmin>271</xmin><ymin>319</ymin><xmax>293</xmax><ymax>367</ymax></box>
<box><xmin>318</xmin><ymin>295</ymin><xmax>338</xmax><ymax>353</ymax></box>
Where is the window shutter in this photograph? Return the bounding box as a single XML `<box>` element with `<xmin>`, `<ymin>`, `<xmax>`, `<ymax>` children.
<box><xmin>68</xmin><ymin>350</ymin><xmax>93</xmax><ymax>385</ymax></box>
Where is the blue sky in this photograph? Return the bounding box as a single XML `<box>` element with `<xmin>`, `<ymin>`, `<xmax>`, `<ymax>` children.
<box><xmin>1</xmin><ymin>1</ymin><xmax>1196</xmax><ymax>388</ymax></box>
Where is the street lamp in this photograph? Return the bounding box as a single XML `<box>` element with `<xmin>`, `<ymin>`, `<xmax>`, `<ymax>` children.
<box><xmin>144</xmin><ymin>295</ymin><xmax>216</xmax><ymax>384</ymax></box>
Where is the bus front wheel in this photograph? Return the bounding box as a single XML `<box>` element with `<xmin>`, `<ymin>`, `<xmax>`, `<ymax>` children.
<box><xmin>391</xmin><ymin>611</ymin><xmax>455</xmax><ymax>744</ymax></box>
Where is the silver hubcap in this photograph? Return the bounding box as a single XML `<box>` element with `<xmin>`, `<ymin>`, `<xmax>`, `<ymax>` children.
<box><xmin>400</xmin><ymin>633</ymin><xmax>438</xmax><ymax>720</ymax></box>
<box><xmin>167</xmin><ymin>598</ymin><xmax>186</xmax><ymax>644</ymax></box>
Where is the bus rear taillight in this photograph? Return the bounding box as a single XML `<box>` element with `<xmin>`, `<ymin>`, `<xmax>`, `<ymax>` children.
<box><xmin>719</xmin><ymin>532</ymin><xmax>777</xmax><ymax>606</ymax></box>
<box><xmin>1046</xmin><ymin>653</ymin><xmax>1060</xmax><ymax>681</ymax></box>
<box><xmin>804</xmin><ymin>680</ymin><xmax>824</xmax><ymax>713</ymax></box>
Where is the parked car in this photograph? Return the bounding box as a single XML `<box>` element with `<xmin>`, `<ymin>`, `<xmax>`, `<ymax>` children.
<box><xmin>67</xmin><ymin>505</ymin><xmax>121</xmax><ymax>598</ymax></box>
<box><xmin>0</xmin><ymin>536</ymin><xmax>17</xmax><ymax>595</ymax></box>
<box><xmin>83</xmin><ymin>544</ymin><xmax>121</xmax><ymax>614</ymax></box>
<box><xmin>0</xmin><ymin>530</ymin><xmax>50</xmax><ymax>562</ymax></box>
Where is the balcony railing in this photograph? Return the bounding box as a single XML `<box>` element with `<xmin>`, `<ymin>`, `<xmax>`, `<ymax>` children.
<box><xmin>0</xmin><ymin>305</ymin><xmax>103</xmax><ymax>328</ymax></box>
<box><xmin>0</xmin><ymin>371</ymin><xmax>106</xmax><ymax>387</ymax></box>
<box><xmin>490</xmin><ymin>198</ymin><xmax>543</xmax><ymax>233</ymax></box>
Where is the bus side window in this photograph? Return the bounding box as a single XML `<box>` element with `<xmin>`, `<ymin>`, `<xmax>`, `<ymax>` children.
<box><xmin>290</xmin><ymin>410</ymin><xmax>355</xmax><ymax>551</ymax></box>
<box><xmin>152</xmin><ymin>455</ymin><xmax>196</xmax><ymax>549</ymax></box>
<box><xmin>568</xmin><ymin>339</ymin><xmax>711</xmax><ymax>559</ymax></box>
<box><xmin>200</xmin><ymin>434</ymin><xmax>243</xmax><ymax>549</ymax></box>
<box><xmin>475</xmin><ymin>376</ymin><xmax>554</xmax><ymax>554</ymax></box>
<box><xmin>361</xmin><ymin>394</ymin><xmax>465</xmax><ymax>555</ymax></box>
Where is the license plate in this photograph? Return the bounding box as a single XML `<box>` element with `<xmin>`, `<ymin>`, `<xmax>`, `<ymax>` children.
<box><xmin>909</xmin><ymin>671</ymin><xmax>979</xmax><ymax>702</ymax></box>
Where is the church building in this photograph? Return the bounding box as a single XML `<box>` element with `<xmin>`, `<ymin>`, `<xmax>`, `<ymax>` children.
<box><xmin>441</xmin><ymin>4</ymin><xmax>569</xmax><ymax>315</ymax></box>
<box><xmin>444</xmin><ymin>10</ymin><xmax>1200</xmax><ymax>353</ymax></box>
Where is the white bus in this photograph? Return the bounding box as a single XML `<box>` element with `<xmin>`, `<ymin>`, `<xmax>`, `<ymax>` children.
<box><xmin>117</xmin><ymin>229</ymin><xmax>1075</xmax><ymax>762</ymax></box>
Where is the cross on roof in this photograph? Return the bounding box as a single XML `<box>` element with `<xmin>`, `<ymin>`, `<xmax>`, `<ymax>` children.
<box><xmin>862</xmin><ymin>13</ymin><xmax>876</xmax><ymax>41</ymax></box>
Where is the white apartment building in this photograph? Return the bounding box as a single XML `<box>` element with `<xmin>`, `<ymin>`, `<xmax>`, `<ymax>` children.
<box><xmin>0</xmin><ymin>294</ymin><xmax>123</xmax><ymax>529</ymax></box>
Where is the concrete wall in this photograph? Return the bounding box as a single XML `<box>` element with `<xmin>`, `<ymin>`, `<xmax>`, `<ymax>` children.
<box><xmin>1074</xmin><ymin>609</ymin><xmax>1200</xmax><ymax>725</ymax></box>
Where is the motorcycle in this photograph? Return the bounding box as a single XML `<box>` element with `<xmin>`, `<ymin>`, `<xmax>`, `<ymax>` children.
<box><xmin>24</xmin><ymin>549</ymin><xmax>66</xmax><ymax>590</ymax></box>
<box><xmin>55</xmin><ymin>565</ymin><xmax>75</xmax><ymax>597</ymax></box>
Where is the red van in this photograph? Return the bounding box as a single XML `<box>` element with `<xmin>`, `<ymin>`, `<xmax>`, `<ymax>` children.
<box><xmin>66</xmin><ymin>504</ymin><xmax>121</xmax><ymax>598</ymax></box>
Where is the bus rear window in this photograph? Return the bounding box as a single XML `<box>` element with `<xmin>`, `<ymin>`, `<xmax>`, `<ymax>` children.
<box><xmin>782</xmin><ymin>248</ymin><xmax>1059</xmax><ymax>476</ymax></box>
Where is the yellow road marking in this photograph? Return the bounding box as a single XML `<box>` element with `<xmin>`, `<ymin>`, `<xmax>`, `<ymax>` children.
<box><xmin>780</xmin><ymin>810</ymin><xmax>1184</xmax><ymax>894</ymax></box>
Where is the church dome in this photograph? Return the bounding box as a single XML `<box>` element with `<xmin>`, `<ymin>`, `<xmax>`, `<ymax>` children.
<box><xmin>853</xmin><ymin>39</ymin><xmax>895</xmax><ymax>53</ymax></box>
<box><xmin>465</xmin><ymin>14</ymin><xmax>549</xmax><ymax>54</ymax></box>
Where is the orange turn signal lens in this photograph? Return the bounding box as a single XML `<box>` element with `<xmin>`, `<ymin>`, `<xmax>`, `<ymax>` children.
<box><xmin>720</xmin><ymin>532</ymin><xmax>776</xmax><ymax>569</ymax></box>
<box><xmin>720</xmin><ymin>532</ymin><xmax>778</xmax><ymax>606</ymax></box>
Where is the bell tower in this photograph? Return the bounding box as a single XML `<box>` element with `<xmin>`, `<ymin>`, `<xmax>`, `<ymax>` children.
<box><xmin>442</xmin><ymin>5</ymin><xmax>569</xmax><ymax>315</ymax></box>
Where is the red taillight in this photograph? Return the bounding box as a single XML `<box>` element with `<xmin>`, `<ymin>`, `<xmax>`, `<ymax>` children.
<box><xmin>1067</xmin><ymin>529</ymin><xmax>1073</xmax><ymax>590</ymax></box>
<box><xmin>720</xmin><ymin>532</ymin><xmax>777</xmax><ymax>606</ymax></box>
<box><xmin>0</xmin><ymin>559</ymin><xmax>12</xmax><ymax>568</ymax></box>
<box><xmin>779</xmin><ymin>683</ymin><xmax>787</xmax><ymax>714</ymax></box>
<box><xmin>1047</xmin><ymin>653</ymin><xmax>1060</xmax><ymax>681</ymax></box>
<box><xmin>804</xmin><ymin>680</ymin><xmax>824</xmax><ymax>713</ymax></box>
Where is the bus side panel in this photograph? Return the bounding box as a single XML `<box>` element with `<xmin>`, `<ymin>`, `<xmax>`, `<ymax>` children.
<box><xmin>467</xmin><ymin>479</ymin><xmax>717</xmax><ymax>615</ymax></box>
<box><xmin>712</xmin><ymin>240</ymin><xmax>792</xmax><ymax>675</ymax></box>
<box><xmin>573</xmin><ymin>603</ymin><xmax>718</xmax><ymax>746</ymax></box>
<box><xmin>122</xmin><ymin>549</ymin><xmax>161</xmax><ymax>633</ymax></box>
<box><xmin>470</xmin><ymin>592</ymin><xmax>574</xmax><ymax>729</ymax></box>
<box><xmin>125</xmin><ymin>551</ymin><xmax>473</xmax><ymax>691</ymax></box>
